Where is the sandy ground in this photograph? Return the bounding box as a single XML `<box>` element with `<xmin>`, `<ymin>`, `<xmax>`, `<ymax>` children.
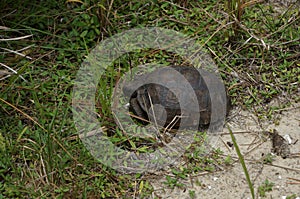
<box><xmin>149</xmin><ymin>101</ymin><xmax>300</xmax><ymax>199</ymax></box>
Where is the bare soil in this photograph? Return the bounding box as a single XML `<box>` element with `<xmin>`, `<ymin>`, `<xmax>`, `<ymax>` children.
<box><xmin>150</xmin><ymin>101</ymin><xmax>300</xmax><ymax>199</ymax></box>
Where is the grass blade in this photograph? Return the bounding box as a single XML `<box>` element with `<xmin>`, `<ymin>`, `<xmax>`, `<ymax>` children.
<box><xmin>227</xmin><ymin>125</ymin><xmax>255</xmax><ymax>199</ymax></box>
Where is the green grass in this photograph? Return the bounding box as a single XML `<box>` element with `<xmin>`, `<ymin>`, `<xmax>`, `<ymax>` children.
<box><xmin>228</xmin><ymin>125</ymin><xmax>255</xmax><ymax>199</ymax></box>
<box><xmin>258</xmin><ymin>179</ymin><xmax>274</xmax><ymax>197</ymax></box>
<box><xmin>0</xmin><ymin>0</ymin><xmax>299</xmax><ymax>198</ymax></box>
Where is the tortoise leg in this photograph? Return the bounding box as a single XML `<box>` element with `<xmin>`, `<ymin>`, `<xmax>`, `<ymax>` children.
<box><xmin>129</xmin><ymin>95</ymin><xmax>149</xmax><ymax>125</ymax></box>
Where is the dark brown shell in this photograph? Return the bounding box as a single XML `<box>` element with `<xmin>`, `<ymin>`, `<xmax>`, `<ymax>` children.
<box><xmin>123</xmin><ymin>66</ymin><xmax>230</xmax><ymax>130</ymax></box>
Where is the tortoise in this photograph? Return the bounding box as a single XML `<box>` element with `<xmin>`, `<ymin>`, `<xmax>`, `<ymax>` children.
<box><xmin>123</xmin><ymin>65</ymin><xmax>230</xmax><ymax>131</ymax></box>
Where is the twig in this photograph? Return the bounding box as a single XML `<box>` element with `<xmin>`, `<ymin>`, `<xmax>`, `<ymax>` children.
<box><xmin>0</xmin><ymin>98</ymin><xmax>46</xmax><ymax>131</ymax></box>
<box><xmin>287</xmin><ymin>177</ymin><xmax>300</xmax><ymax>185</ymax></box>
<box><xmin>0</xmin><ymin>62</ymin><xmax>26</xmax><ymax>81</ymax></box>
<box><xmin>0</xmin><ymin>46</ymin><xmax>33</xmax><ymax>60</ymax></box>
<box><xmin>0</xmin><ymin>34</ymin><xmax>33</xmax><ymax>41</ymax></box>
<box><xmin>265</xmin><ymin>163</ymin><xmax>300</xmax><ymax>172</ymax></box>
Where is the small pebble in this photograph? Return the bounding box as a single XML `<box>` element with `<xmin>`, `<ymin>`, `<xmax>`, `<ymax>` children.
<box><xmin>213</xmin><ymin>177</ymin><xmax>218</xmax><ymax>181</ymax></box>
<box><xmin>278</xmin><ymin>175</ymin><xmax>282</xmax><ymax>179</ymax></box>
<box><xmin>283</xmin><ymin>134</ymin><xmax>292</xmax><ymax>144</ymax></box>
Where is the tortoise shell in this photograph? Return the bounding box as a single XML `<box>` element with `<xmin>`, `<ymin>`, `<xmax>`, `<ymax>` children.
<box><xmin>123</xmin><ymin>66</ymin><xmax>230</xmax><ymax>130</ymax></box>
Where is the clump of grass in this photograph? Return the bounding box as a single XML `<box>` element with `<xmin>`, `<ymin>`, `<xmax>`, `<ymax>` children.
<box><xmin>163</xmin><ymin>175</ymin><xmax>185</xmax><ymax>189</ymax></box>
<box><xmin>161</xmin><ymin>131</ymin><xmax>232</xmax><ymax>189</ymax></box>
<box><xmin>258</xmin><ymin>179</ymin><xmax>274</xmax><ymax>197</ymax></box>
<box><xmin>263</xmin><ymin>153</ymin><xmax>275</xmax><ymax>164</ymax></box>
<box><xmin>189</xmin><ymin>190</ymin><xmax>196</xmax><ymax>199</ymax></box>
<box><xmin>286</xmin><ymin>194</ymin><xmax>297</xmax><ymax>199</ymax></box>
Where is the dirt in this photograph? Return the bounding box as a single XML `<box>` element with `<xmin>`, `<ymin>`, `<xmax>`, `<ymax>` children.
<box><xmin>149</xmin><ymin>101</ymin><xmax>300</xmax><ymax>199</ymax></box>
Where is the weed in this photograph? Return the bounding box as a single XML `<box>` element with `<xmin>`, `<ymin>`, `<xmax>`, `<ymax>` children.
<box><xmin>224</xmin><ymin>155</ymin><xmax>233</xmax><ymax>165</ymax></box>
<box><xmin>263</xmin><ymin>153</ymin><xmax>275</xmax><ymax>164</ymax></box>
<box><xmin>189</xmin><ymin>189</ymin><xmax>196</xmax><ymax>199</ymax></box>
<box><xmin>258</xmin><ymin>179</ymin><xmax>274</xmax><ymax>197</ymax></box>
<box><xmin>163</xmin><ymin>175</ymin><xmax>184</xmax><ymax>189</ymax></box>
<box><xmin>286</xmin><ymin>194</ymin><xmax>297</xmax><ymax>199</ymax></box>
